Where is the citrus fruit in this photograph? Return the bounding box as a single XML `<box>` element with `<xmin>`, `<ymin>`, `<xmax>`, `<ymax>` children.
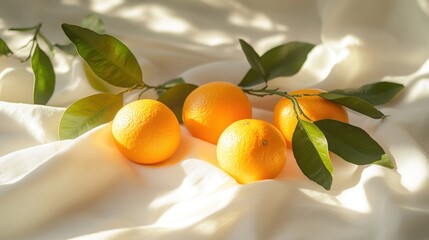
<box><xmin>182</xmin><ymin>81</ymin><xmax>252</xmax><ymax>144</ymax></box>
<box><xmin>273</xmin><ymin>89</ymin><xmax>349</xmax><ymax>147</ymax></box>
<box><xmin>217</xmin><ymin>119</ymin><xmax>287</xmax><ymax>184</ymax></box>
<box><xmin>111</xmin><ymin>99</ymin><xmax>180</xmax><ymax>164</ymax></box>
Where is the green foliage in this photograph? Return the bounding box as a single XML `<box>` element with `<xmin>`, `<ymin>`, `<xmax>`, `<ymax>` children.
<box><xmin>314</xmin><ymin>119</ymin><xmax>391</xmax><ymax>165</ymax></box>
<box><xmin>5</xmin><ymin>23</ymin><xmax>57</xmax><ymax>105</ymax></box>
<box><xmin>292</xmin><ymin>120</ymin><xmax>333</xmax><ymax>190</ymax></box>
<box><xmin>31</xmin><ymin>44</ymin><xmax>55</xmax><ymax>105</ymax></box>
<box><xmin>62</xmin><ymin>24</ymin><xmax>143</xmax><ymax>88</ymax></box>
<box><xmin>241</xmin><ymin>60</ymin><xmax>402</xmax><ymax>189</ymax></box>
<box><xmin>329</xmin><ymin>82</ymin><xmax>404</xmax><ymax>105</ymax></box>
<box><xmin>373</xmin><ymin>154</ymin><xmax>395</xmax><ymax>169</ymax></box>
<box><xmin>156</xmin><ymin>78</ymin><xmax>186</xmax><ymax>96</ymax></box>
<box><xmin>239</xmin><ymin>39</ymin><xmax>268</xmax><ymax>82</ymax></box>
<box><xmin>319</xmin><ymin>93</ymin><xmax>386</xmax><ymax>119</ymax></box>
<box><xmin>82</xmin><ymin>62</ymin><xmax>114</xmax><ymax>93</ymax></box>
<box><xmin>239</xmin><ymin>41</ymin><xmax>315</xmax><ymax>87</ymax></box>
<box><xmin>0</xmin><ymin>38</ymin><xmax>12</xmax><ymax>56</ymax></box>
<box><xmin>59</xmin><ymin>93</ymin><xmax>123</xmax><ymax>139</ymax></box>
<box><xmin>55</xmin><ymin>14</ymin><xmax>105</xmax><ymax>56</ymax></box>
<box><xmin>9</xmin><ymin>26</ymin><xmax>38</xmax><ymax>32</ymax></box>
<box><xmin>158</xmin><ymin>83</ymin><xmax>198</xmax><ymax>123</ymax></box>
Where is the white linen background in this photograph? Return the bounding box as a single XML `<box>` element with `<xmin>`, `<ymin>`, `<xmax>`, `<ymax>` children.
<box><xmin>1</xmin><ymin>0</ymin><xmax>429</xmax><ymax>239</ymax></box>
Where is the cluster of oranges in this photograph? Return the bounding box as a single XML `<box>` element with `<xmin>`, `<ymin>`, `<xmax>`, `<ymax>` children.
<box><xmin>111</xmin><ymin>81</ymin><xmax>348</xmax><ymax>184</ymax></box>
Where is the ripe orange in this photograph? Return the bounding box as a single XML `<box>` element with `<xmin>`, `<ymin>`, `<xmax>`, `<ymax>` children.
<box><xmin>217</xmin><ymin>119</ymin><xmax>287</xmax><ymax>184</ymax></box>
<box><xmin>182</xmin><ymin>81</ymin><xmax>252</xmax><ymax>144</ymax></box>
<box><xmin>273</xmin><ymin>89</ymin><xmax>348</xmax><ymax>148</ymax></box>
<box><xmin>111</xmin><ymin>99</ymin><xmax>180</xmax><ymax>164</ymax></box>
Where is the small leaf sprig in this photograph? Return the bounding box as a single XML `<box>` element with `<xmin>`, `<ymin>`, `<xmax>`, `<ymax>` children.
<box><xmin>0</xmin><ymin>14</ymin><xmax>110</xmax><ymax>105</ymax></box>
<box><xmin>238</xmin><ymin>39</ymin><xmax>403</xmax><ymax>189</ymax></box>
<box><xmin>1</xmin><ymin>23</ymin><xmax>55</xmax><ymax>104</ymax></box>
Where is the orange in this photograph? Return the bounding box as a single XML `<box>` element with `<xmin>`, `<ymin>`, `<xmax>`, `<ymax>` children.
<box><xmin>217</xmin><ymin>119</ymin><xmax>287</xmax><ymax>184</ymax></box>
<box><xmin>273</xmin><ymin>89</ymin><xmax>348</xmax><ymax>148</ymax></box>
<box><xmin>111</xmin><ymin>99</ymin><xmax>180</xmax><ymax>164</ymax></box>
<box><xmin>182</xmin><ymin>81</ymin><xmax>252</xmax><ymax>144</ymax></box>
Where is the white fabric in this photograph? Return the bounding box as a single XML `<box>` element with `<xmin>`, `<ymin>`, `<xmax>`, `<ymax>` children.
<box><xmin>1</xmin><ymin>0</ymin><xmax>429</xmax><ymax>239</ymax></box>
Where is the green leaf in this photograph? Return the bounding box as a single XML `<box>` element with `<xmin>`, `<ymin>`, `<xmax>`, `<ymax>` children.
<box><xmin>54</xmin><ymin>43</ymin><xmax>78</xmax><ymax>55</ymax></box>
<box><xmin>31</xmin><ymin>44</ymin><xmax>55</xmax><ymax>105</ymax></box>
<box><xmin>59</xmin><ymin>93</ymin><xmax>123</xmax><ymax>139</ymax></box>
<box><xmin>0</xmin><ymin>38</ymin><xmax>12</xmax><ymax>56</ymax></box>
<box><xmin>238</xmin><ymin>42</ymin><xmax>315</xmax><ymax>87</ymax></box>
<box><xmin>292</xmin><ymin>120</ymin><xmax>333</xmax><ymax>190</ymax></box>
<box><xmin>9</xmin><ymin>26</ymin><xmax>38</xmax><ymax>32</ymax></box>
<box><xmin>239</xmin><ymin>39</ymin><xmax>268</xmax><ymax>82</ymax></box>
<box><xmin>158</xmin><ymin>83</ymin><xmax>198</xmax><ymax>123</ymax></box>
<box><xmin>62</xmin><ymin>24</ymin><xmax>142</xmax><ymax>88</ymax></box>
<box><xmin>373</xmin><ymin>154</ymin><xmax>395</xmax><ymax>169</ymax></box>
<box><xmin>156</xmin><ymin>77</ymin><xmax>186</xmax><ymax>96</ymax></box>
<box><xmin>55</xmin><ymin>15</ymin><xmax>104</xmax><ymax>55</ymax></box>
<box><xmin>81</xmin><ymin>14</ymin><xmax>105</xmax><ymax>34</ymax></box>
<box><xmin>319</xmin><ymin>92</ymin><xmax>386</xmax><ymax>119</ymax></box>
<box><xmin>83</xmin><ymin>62</ymin><xmax>112</xmax><ymax>93</ymax></box>
<box><xmin>329</xmin><ymin>82</ymin><xmax>404</xmax><ymax>105</ymax></box>
<box><xmin>314</xmin><ymin>119</ymin><xmax>386</xmax><ymax>165</ymax></box>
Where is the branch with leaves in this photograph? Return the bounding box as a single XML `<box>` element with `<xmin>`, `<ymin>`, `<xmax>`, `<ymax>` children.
<box><xmin>0</xmin><ymin>14</ymin><xmax>109</xmax><ymax>105</ymax></box>
<box><xmin>237</xmin><ymin>39</ymin><xmax>402</xmax><ymax>189</ymax></box>
<box><xmin>1</xmin><ymin>23</ymin><xmax>55</xmax><ymax>105</ymax></box>
<box><xmin>0</xmin><ymin>16</ymin><xmax>404</xmax><ymax>190</ymax></box>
